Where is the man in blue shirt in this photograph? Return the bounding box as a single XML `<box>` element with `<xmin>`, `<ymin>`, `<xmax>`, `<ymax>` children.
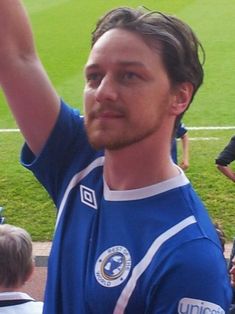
<box><xmin>0</xmin><ymin>3</ymin><xmax>232</xmax><ymax>313</ymax></box>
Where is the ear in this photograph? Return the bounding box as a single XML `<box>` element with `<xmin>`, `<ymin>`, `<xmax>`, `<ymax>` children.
<box><xmin>170</xmin><ymin>82</ymin><xmax>194</xmax><ymax>115</ymax></box>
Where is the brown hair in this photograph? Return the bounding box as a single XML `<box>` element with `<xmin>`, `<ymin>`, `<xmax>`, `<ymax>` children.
<box><xmin>92</xmin><ymin>7</ymin><xmax>204</xmax><ymax>108</ymax></box>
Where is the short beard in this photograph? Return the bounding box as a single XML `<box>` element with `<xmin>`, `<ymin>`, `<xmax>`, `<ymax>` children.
<box><xmin>85</xmin><ymin>121</ymin><xmax>161</xmax><ymax>151</ymax></box>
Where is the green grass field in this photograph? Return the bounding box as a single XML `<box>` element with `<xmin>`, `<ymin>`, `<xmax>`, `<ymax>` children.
<box><xmin>1</xmin><ymin>0</ymin><xmax>235</xmax><ymax>241</ymax></box>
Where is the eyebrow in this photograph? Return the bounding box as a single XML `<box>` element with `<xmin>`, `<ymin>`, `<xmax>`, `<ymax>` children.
<box><xmin>84</xmin><ymin>61</ymin><xmax>146</xmax><ymax>72</ymax></box>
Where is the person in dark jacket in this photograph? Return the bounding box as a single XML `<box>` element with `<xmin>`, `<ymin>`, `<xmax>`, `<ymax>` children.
<box><xmin>215</xmin><ymin>136</ymin><xmax>235</xmax><ymax>182</ymax></box>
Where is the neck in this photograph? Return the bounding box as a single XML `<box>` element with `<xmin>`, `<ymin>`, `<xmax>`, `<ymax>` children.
<box><xmin>0</xmin><ymin>287</ymin><xmax>21</xmax><ymax>293</ymax></box>
<box><xmin>104</xmin><ymin>132</ymin><xmax>179</xmax><ymax>190</ymax></box>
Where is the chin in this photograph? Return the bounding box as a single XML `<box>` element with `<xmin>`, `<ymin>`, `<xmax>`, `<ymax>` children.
<box><xmin>88</xmin><ymin>136</ymin><xmax>123</xmax><ymax>151</ymax></box>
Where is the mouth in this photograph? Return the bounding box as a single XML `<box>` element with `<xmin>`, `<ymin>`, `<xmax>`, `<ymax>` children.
<box><xmin>95</xmin><ymin>110</ymin><xmax>123</xmax><ymax>120</ymax></box>
<box><xmin>89</xmin><ymin>108</ymin><xmax>125</xmax><ymax>122</ymax></box>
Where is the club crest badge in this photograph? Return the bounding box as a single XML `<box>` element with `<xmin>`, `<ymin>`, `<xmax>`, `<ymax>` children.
<box><xmin>95</xmin><ymin>246</ymin><xmax>132</xmax><ymax>287</ymax></box>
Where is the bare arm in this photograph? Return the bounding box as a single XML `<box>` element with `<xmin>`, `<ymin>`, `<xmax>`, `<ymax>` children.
<box><xmin>230</xmin><ymin>258</ymin><xmax>235</xmax><ymax>288</ymax></box>
<box><xmin>217</xmin><ymin>164</ymin><xmax>235</xmax><ymax>182</ymax></box>
<box><xmin>179</xmin><ymin>133</ymin><xmax>189</xmax><ymax>170</ymax></box>
<box><xmin>0</xmin><ymin>0</ymin><xmax>60</xmax><ymax>155</ymax></box>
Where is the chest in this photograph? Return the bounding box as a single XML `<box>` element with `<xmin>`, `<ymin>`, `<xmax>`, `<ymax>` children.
<box><xmin>51</xmin><ymin>188</ymin><xmax>189</xmax><ymax>313</ymax></box>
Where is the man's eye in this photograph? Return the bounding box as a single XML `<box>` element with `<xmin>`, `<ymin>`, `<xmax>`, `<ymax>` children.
<box><xmin>122</xmin><ymin>72</ymin><xmax>138</xmax><ymax>81</ymax></box>
<box><xmin>86</xmin><ymin>73</ymin><xmax>102</xmax><ymax>82</ymax></box>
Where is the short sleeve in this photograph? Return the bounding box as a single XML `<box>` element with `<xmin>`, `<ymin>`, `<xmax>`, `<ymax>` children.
<box><xmin>146</xmin><ymin>239</ymin><xmax>232</xmax><ymax>313</ymax></box>
<box><xmin>215</xmin><ymin>136</ymin><xmax>235</xmax><ymax>166</ymax></box>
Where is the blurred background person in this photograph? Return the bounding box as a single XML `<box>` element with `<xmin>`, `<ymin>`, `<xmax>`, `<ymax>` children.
<box><xmin>0</xmin><ymin>224</ymin><xmax>43</xmax><ymax>314</ymax></box>
<box><xmin>215</xmin><ymin>135</ymin><xmax>235</xmax><ymax>182</ymax></box>
<box><xmin>171</xmin><ymin>121</ymin><xmax>189</xmax><ymax>170</ymax></box>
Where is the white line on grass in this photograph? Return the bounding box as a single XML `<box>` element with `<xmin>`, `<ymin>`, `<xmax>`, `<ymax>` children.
<box><xmin>0</xmin><ymin>129</ymin><xmax>20</xmax><ymax>132</ymax></box>
<box><xmin>0</xmin><ymin>130</ymin><xmax>221</xmax><ymax>141</ymax></box>
<box><xmin>1</xmin><ymin>126</ymin><xmax>235</xmax><ymax>133</ymax></box>
<box><xmin>188</xmin><ymin>126</ymin><xmax>235</xmax><ymax>130</ymax></box>
<box><xmin>0</xmin><ymin>126</ymin><xmax>233</xmax><ymax>142</ymax></box>
<box><xmin>189</xmin><ymin>137</ymin><xmax>219</xmax><ymax>141</ymax></box>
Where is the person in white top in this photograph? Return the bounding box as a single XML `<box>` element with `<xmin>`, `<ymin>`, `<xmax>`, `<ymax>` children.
<box><xmin>0</xmin><ymin>224</ymin><xmax>43</xmax><ymax>314</ymax></box>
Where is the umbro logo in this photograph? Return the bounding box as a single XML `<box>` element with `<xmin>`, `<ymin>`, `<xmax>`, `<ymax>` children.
<box><xmin>80</xmin><ymin>185</ymin><xmax>97</xmax><ymax>209</ymax></box>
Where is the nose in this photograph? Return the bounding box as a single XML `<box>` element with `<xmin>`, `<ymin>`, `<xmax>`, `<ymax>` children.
<box><xmin>95</xmin><ymin>75</ymin><xmax>118</xmax><ymax>103</ymax></box>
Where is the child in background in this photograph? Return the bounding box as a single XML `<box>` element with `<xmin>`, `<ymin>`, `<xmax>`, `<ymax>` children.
<box><xmin>0</xmin><ymin>224</ymin><xmax>43</xmax><ymax>314</ymax></box>
<box><xmin>171</xmin><ymin>122</ymin><xmax>189</xmax><ymax>170</ymax></box>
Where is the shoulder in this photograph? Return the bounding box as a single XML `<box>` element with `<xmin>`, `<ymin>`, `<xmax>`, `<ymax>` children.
<box><xmin>170</xmin><ymin>237</ymin><xmax>224</xmax><ymax>268</ymax></box>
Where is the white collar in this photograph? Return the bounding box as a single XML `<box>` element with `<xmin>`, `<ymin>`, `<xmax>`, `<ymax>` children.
<box><xmin>0</xmin><ymin>292</ymin><xmax>34</xmax><ymax>301</ymax></box>
<box><xmin>104</xmin><ymin>166</ymin><xmax>189</xmax><ymax>201</ymax></box>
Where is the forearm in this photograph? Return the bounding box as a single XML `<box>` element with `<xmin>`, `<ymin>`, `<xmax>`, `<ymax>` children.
<box><xmin>180</xmin><ymin>134</ymin><xmax>189</xmax><ymax>170</ymax></box>
<box><xmin>182</xmin><ymin>135</ymin><xmax>189</xmax><ymax>161</ymax></box>
<box><xmin>0</xmin><ymin>0</ymin><xmax>60</xmax><ymax>155</ymax></box>
<box><xmin>0</xmin><ymin>0</ymin><xmax>36</xmax><ymax>72</ymax></box>
<box><xmin>217</xmin><ymin>164</ymin><xmax>235</xmax><ymax>182</ymax></box>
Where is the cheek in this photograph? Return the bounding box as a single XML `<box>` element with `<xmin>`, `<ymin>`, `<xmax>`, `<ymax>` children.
<box><xmin>83</xmin><ymin>87</ymin><xmax>94</xmax><ymax>112</ymax></box>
